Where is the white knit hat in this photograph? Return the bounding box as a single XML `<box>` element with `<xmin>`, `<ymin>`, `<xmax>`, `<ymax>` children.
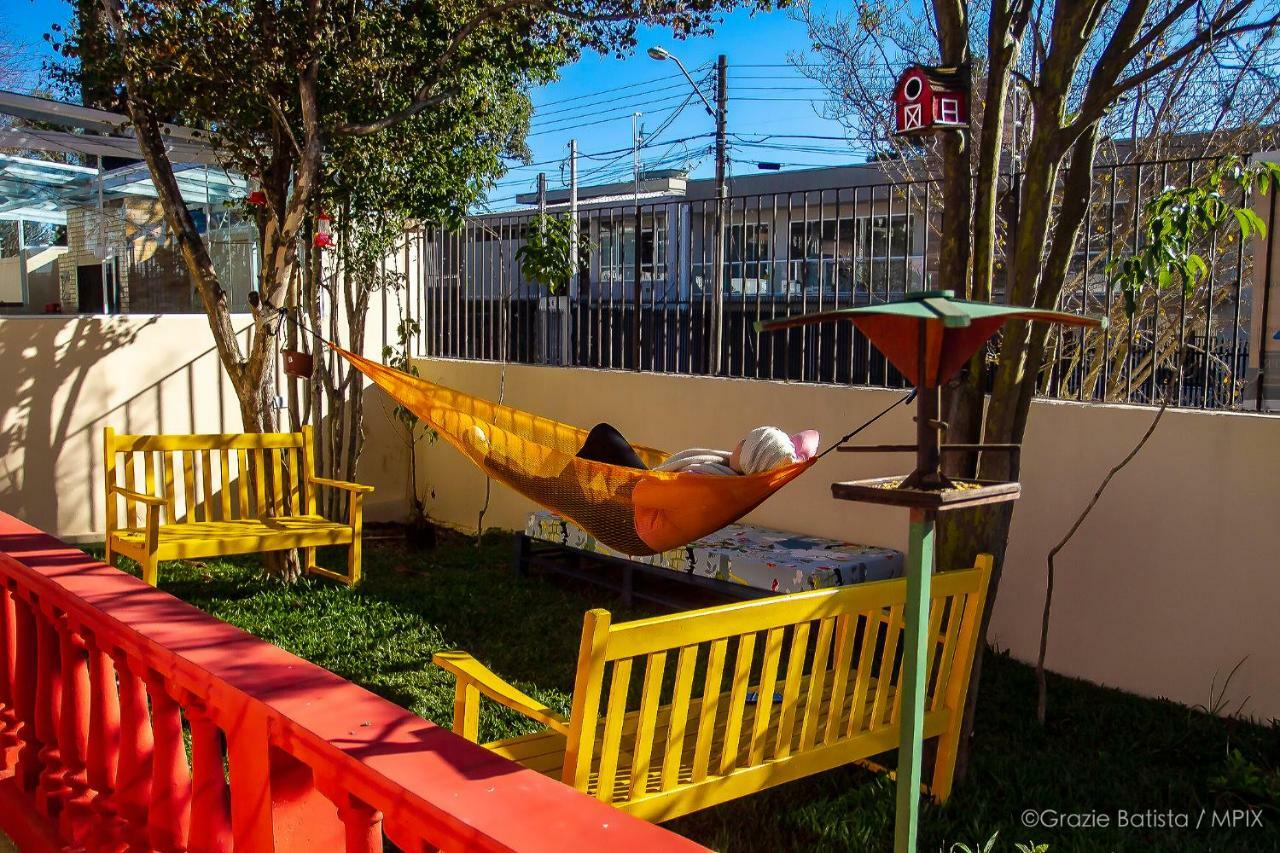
<box><xmin>730</xmin><ymin>426</ymin><xmax>799</xmax><ymax>475</ymax></box>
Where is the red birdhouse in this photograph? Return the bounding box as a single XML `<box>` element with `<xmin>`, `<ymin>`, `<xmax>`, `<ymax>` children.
<box><xmin>892</xmin><ymin>65</ymin><xmax>969</xmax><ymax>135</ymax></box>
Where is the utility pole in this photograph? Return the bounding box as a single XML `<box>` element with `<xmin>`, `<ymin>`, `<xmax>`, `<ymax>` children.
<box><xmin>565</xmin><ymin>140</ymin><xmax>579</xmax><ymax>366</ymax></box>
<box><xmin>710</xmin><ymin>53</ymin><xmax>728</xmax><ymax>375</ymax></box>
<box><xmin>632</xmin><ymin>112</ymin><xmax>642</xmax><ymax>202</ymax></box>
<box><xmin>632</xmin><ymin>112</ymin><xmax>643</xmax><ymax>370</ymax></box>
<box><xmin>537</xmin><ymin>171</ymin><xmax>549</xmax><ymax>363</ymax></box>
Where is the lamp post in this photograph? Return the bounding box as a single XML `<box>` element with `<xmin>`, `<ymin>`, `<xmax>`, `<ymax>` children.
<box><xmin>649</xmin><ymin>47</ymin><xmax>727</xmax><ymax>374</ymax></box>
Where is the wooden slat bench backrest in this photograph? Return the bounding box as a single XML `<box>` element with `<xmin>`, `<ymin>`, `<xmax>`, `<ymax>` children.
<box><xmin>562</xmin><ymin>556</ymin><xmax>992</xmax><ymax>817</ymax></box>
<box><xmin>104</xmin><ymin>426</ymin><xmax>318</xmax><ymax>530</ymax></box>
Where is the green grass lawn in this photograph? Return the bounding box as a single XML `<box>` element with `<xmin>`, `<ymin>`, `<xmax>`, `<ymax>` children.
<box><xmin>131</xmin><ymin>534</ymin><xmax>1278</xmax><ymax>853</ymax></box>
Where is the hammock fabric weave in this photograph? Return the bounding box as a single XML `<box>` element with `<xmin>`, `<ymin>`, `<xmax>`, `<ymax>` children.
<box><xmin>336</xmin><ymin>348</ymin><xmax>815</xmax><ymax>556</ymax></box>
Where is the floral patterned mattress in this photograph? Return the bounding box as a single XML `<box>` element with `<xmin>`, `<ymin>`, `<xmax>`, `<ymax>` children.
<box><xmin>525</xmin><ymin>510</ymin><xmax>903</xmax><ymax>594</ymax></box>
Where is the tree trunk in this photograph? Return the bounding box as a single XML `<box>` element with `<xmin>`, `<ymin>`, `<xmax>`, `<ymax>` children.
<box><xmin>944</xmin><ymin>2</ymin><xmax>1029</xmax><ymax>482</ymax></box>
<box><xmin>105</xmin><ymin>0</ymin><xmax>315</xmax><ymax>581</ymax></box>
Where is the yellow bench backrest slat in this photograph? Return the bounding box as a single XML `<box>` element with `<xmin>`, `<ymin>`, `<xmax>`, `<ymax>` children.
<box><xmin>603</xmin><ymin>565</ymin><xmax>980</xmax><ymax>661</ymax></box>
<box><xmin>564</xmin><ymin>558</ymin><xmax>993</xmax><ymax>814</ymax></box>
<box><xmin>104</xmin><ymin>426</ymin><xmax>317</xmax><ymax>530</ymax></box>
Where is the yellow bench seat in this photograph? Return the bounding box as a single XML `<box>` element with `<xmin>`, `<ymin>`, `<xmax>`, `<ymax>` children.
<box><xmin>111</xmin><ymin>516</ymin><xmax>354</xmax><ymax>561</ymax></box>
<box><xmin>436</xmin><ymin>556</ymin><xmax>993</xmax><ymax>823</ymax></box>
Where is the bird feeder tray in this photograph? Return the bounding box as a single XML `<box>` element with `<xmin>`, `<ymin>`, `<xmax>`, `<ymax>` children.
<box><xmin>758</xmin><ymin>291</ymin><xmax>1105</xmax><ymax>493</ymax></box>
<box><xmin>831</xmin><ymin>476</ymin><xmax>1020</xmax><ymax>511</ymax></box>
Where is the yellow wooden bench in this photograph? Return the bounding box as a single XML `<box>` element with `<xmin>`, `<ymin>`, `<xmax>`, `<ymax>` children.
<box><xmin>435</xmin><ymin>554</ymin><xmax>992</xmax><ymax>823</ymax></box>
<box><xmin>103</xmin><ymin>426</ymin><xmax>372</xmax><ymax>587</ymax></box>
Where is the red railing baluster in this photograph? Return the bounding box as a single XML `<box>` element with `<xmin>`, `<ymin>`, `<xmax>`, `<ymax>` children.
<box><xmin>228</xmin><ymin>708</ymin><xmax>275</xmax><ymax>853</ymax></box>
<box><xmin>111</xmin><ymin>653</ymin><xmax>154</xmax><ymax>850</ymax></box>
<box><xmin>0</xmin><ymin>581</ymin><xmax>20</xmax><ymax>769</ymax></box>
<box><xmin>11</xmin><ymin>592</ymin><xmax>40</xmax><ymax>792</ymax></box>
<box><xmin>338</xmin><ymin>796</ymin><xmax>384</xmax><ymax>853</ymax></box>
<box><xmin>147</xmin><ymin>673</ymin><xmax>193</xmax><ymax>851</ymax></box>
<box><xmin>34</xmin><ymin>604</ymin><xmax>66</xmax><ymax>819</ymax></box>
<box><xmin>86</xmin><ymin>634</ymin><xmax>122</xmax><ymax>848</ymax></box>
<box><xmin>188</xmin><ymin>704</ymin><xmax>232</xmax><ymax>853</ymax></box>
<box><xmin>57</xmin><ymin>617</ymin><xmax>94</xmax><ymax>843</ymax></box>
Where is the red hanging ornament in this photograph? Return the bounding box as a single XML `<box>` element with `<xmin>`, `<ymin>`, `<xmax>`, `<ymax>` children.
<box><xmin>313</xmin><ymin>211</ymin><xmax>334</xmax><ymax>249</ymax></box>
<box><xmin>245</xmin><ymin>175</ymin><xmax>267</xmax><ymax>207</ymax></box>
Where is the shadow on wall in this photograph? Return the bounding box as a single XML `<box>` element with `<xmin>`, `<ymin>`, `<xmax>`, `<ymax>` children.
<box><xmin>0</xmin><ymin>314</ymin><xmax>407</xmax><ymax>538</ymax></box>
<box><xmin>0</xmin><ymin>316</ymin><xmax>256</xmax><ymax>537</ymax></box>
<box><xmin>0</xmin><ymin>317</ymin><xmax>151</xmax><ymax>533</ymax></box>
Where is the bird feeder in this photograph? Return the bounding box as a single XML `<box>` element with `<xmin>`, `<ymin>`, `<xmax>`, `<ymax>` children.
<box><xmin>246</xmin><ymin>176</ymin><xmax>267</xmax><ymax>207</ymax></box>
<box><xmin>892</xmin><ymin>65</ymin><xmax>969</xmax><ymax>135</ymax></box>
<box><xmin>758</xmin><ymin>291</ymin><xmax>1104</xmax><ymax>853</ymax></box>
<box><xmin>313</xmin><ymin>212</ymin><xmax>334</xmax><ymax>249</ymax></box>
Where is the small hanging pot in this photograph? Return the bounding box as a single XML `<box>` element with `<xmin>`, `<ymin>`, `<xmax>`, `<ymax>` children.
<box><xmin>283</xmin><ymin>349</ymin><xmax>313</xmax><ymax>379</ymax></box>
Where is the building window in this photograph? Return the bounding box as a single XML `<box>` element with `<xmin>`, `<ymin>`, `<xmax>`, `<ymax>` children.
<box><xmin>856</xmin><ymin>213</ymin><xmax>915</xmax><ymax>259</ymax></box>
<box><xmin>938</xmin><ymin>97</ymin><xmax>960</xmax><ymax>124</ymax></box>
<box><xmin>726</xmin><ymin>222</ymin><xmax>772</xmax><ymax>294</ymax></box>
<box><xmin>598</xmin><ymin>214</ymin><xmax>666</xmax><ymax>290</ymax></box>
<box><xmin>787</xmin><ymin>213</ymin><xmax>918</xmax><ymax>297</ymax></box>
<box><xmin>787</xmin><ymin>217</ymin><xmax>855</xmax><ymax>296</ymax></box>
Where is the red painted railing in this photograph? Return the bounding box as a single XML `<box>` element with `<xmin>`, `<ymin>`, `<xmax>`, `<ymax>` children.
<box><xmin>0</xmin><ymin>511</ymin><xmax>706</xmax><ymax>853</ymax></box>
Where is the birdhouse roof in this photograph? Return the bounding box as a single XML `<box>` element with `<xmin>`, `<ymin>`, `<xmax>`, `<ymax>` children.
<box><xmin>896</xmin><ymin>64</ymin><xmax>968</xmax><ymax>96</ymax></box>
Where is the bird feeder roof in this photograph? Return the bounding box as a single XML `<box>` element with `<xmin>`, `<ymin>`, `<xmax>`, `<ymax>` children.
<box><xmin>756</xmin><ymin>290</ymin><xmax>1105</xmax><ymax>387</ymax></box>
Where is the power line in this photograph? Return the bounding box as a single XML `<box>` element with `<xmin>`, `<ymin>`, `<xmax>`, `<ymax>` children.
<box><xmin>733</xmin><ymin>133</ymin><xmax>857</xmax><ymax>141</ymax></box>
<box><xmin>532</xmin><ymin>80</ymin><xmax>689</xmax><ymax>119</ymax></box>
<box><xmin>530</xmin><ymin>91</ymin><xmax>697</xmax><ymax>133</ymax></box>
<box><xmin>530</xmin><ymin>68</ymin><xmax>705</xmax><ymax>110</ymax></box>
<box><xmin>731</xmin><ymin>96</ymin><xmax>830</xmax><ymax>103</ymax></box>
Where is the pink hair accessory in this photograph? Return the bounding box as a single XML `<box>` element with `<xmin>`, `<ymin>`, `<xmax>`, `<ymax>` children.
<box><xmin>790</xmin><ymin>429</ymin><xmax>820</xmax><ymax>461</ymax></box>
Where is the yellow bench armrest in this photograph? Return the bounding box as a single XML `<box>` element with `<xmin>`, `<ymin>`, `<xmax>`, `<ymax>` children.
<box><xmin>113</xmin><ymin>487</ymin><xmax>166</xmax><ymax>507</ymax></box>
<box><xmin>434</xmin><ymin>651</ymin><xmax>569</xmax><ymax>736</ymax></box>
<box><xmin>309</xmin><ymin>476</ymin><xmax>375</xmax><ymax>494</ymax></box>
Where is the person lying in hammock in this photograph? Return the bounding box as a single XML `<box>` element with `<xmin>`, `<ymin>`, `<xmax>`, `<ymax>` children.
<box><xmin>471</xmin><ymin>419</ymin><xmax>820</xmax><ymax>555</ymax></box>
<box><xmin>576</xmin><ymin>423</ymin><xmax>819</xmax><ymax>473</ymax></box>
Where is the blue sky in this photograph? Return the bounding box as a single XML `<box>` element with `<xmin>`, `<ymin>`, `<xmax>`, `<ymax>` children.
<box><xmin>2</xmin><ymin>0</ymin><xmax>867</xmax><ymax>206</ymax></box>
<box><xmin>494</xmin><ymin>6</ymin><xmax>869</xmax><ymax>207</ymax></box>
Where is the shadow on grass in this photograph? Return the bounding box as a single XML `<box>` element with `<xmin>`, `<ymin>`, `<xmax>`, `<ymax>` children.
<box><xmin>136</xmin><ymin>535</ymin><xmax>1279</xmax><ymax>853</ymax></box>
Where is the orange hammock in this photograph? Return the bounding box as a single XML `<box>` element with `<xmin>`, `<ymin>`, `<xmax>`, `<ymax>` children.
<box><xmin>335</xmin><ymin>348</ymin><xmax>816</xmax><ymax>556</ymax></box>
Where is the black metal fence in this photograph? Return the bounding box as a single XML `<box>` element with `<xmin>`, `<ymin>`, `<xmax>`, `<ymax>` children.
<box><xmin>405</xmin><ymin>156</ymin><xmax>1274</xmax><ymax>411</ymax></box>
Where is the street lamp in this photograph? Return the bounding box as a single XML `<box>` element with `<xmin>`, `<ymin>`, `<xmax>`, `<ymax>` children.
<box><xmin>646</xmin><ymin>47</ymin><xmax>715</xmax><ymax>116</ymax></box>
<box><xmin>649</xmin><ymin>46</ymin><xmax>728</xmax><ymax>374</ymax></box>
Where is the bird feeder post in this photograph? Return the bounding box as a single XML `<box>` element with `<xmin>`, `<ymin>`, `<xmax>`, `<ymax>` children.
<box><xmin>895</xmin><ymin>504</ymin><xmax>935</xmax><ymax>853</ymax></box>
<box><xmin>756</xmin><ymin>291</ymin><xmax>1104</xmax><ymax>853</ymax></box>
<box><xmin>895</xmin><ymin>319</ymin><xmax>938</xmax><ymax>853</ymax></box>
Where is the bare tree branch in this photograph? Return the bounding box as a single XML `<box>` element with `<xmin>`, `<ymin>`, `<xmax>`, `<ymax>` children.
<box><xmin>1037</xmin><ymin>400</ymin><xmax>1168</xmax><ymax>724</ymax></box>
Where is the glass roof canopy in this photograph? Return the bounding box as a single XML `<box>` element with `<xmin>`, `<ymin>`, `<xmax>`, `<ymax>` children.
<box><xmin>0</xmin><ymin>90</ymin><xmax>243</xmax><ymax>227</ymax></box>
<box><xmin>0</xmin><ymin>155</ymin><xmax>247</xmax><ymax>226</ymax></box>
